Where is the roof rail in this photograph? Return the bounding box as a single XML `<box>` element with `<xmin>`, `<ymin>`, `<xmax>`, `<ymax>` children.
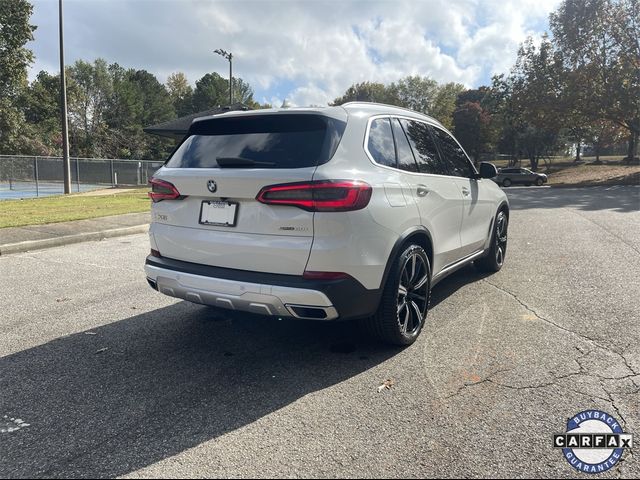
<box><xmin>340</xmin><ymin>101</ymin><xmax>443</xmax><ymax>126</ymax></box>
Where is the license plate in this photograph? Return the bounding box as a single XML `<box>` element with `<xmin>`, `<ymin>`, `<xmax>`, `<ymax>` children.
<box><xmin>199</xmin><ymin>201</ymin><xmax>238</xmax><ymax>227</ymax></box>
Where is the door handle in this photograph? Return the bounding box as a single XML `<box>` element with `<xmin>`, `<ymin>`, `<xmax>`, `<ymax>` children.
<box><xmin>461</xmin><ymin>187</ymin><xmax>470</xmax><ymax>196</ymax></box>
<box><xmin>417</xmin><ymin>185</ymin><xmax>429</xmax><ymax>197</ymax></box>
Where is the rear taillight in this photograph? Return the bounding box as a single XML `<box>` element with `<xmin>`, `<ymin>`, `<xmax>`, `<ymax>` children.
<box><xmin>148</xmin><ymin>178</ymin><xmax>182</xmax><ymax>202</ymax></box>
<box><xmin>256</xmin><ymin>180</ymin><xmax>372</xmax><ymax>212</ymax></box>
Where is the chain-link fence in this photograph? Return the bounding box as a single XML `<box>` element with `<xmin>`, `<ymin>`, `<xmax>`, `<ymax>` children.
<box><xmin>0</xmin><ymin>155</ymin><xmax>165</xmax><ymax>199</ymax></box>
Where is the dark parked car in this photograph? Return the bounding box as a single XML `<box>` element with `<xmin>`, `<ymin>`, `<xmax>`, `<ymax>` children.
<box><xmin>493</xmin><ymin>167</ymin><xmax>547</xmax><ymax>187</ymax></box>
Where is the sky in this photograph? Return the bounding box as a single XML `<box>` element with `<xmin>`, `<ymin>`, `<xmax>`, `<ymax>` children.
<box><xmin>28</xmin><ymin>0</ymin><xmax>561</xmax><ymax>107</ymax></box>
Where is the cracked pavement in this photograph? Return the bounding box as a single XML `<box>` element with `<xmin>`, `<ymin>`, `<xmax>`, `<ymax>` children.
<box><xmin>0</xmin><ymin>185</ymin><xmax>638</xmax><ymax>478</ymax></box>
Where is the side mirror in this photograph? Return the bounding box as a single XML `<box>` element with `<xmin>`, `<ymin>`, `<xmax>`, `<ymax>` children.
<box><xmin>479</xmin><ymin>162</ymin><xmax>498</xmax><ymax>179</ymax></box>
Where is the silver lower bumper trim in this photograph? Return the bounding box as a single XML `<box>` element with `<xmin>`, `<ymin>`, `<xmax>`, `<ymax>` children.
<box><xmin>145</xmin><ymin>264</ymin><xmax>339</xmax><ymax>320</ymax></box>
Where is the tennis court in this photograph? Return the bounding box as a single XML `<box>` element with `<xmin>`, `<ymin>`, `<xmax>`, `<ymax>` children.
<box><xmin>0</xmin><ymin>181</ymin><xmax>104</xmax><ymax>200</ymax></box>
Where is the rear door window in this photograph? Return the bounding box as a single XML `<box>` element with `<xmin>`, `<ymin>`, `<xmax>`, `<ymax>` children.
<box><xmin>367</xmin><ymin>118</ymin><xmax>396</xmax><ymax>168</ymax></box>
<box><xmin>166</xmin><ymin>114</ymin><xmax>346</xmax><ymax>169</ymax></box>
<box><xmin>391</xmin><ymin>119</ymin><xmax>419</xmax><ymax>173</ymax></box>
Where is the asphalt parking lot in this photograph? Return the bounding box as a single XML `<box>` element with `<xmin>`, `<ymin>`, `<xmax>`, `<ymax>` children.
<box><xmin>0</xmin><ymin>186</ymin><xmax>638</xmax><ymax>478</ymax></box>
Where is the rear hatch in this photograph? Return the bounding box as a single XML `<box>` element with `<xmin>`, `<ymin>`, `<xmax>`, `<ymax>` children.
<box><xmin>150</xmin><ymin>110</ymin><xmax>347</xmax><ymax>275</ymax></box>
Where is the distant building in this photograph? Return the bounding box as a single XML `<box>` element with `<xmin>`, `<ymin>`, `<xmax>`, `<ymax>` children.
<box><xmin>144</xmin><ymin>102</ymin><xmax>252</xmax><ymax>140</ymax></box>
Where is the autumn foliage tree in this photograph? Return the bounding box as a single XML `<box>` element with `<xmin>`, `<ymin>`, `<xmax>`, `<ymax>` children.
<box><xmin>550</xmin><ymin>0</ymin><xmax>640</xmax><ymax>161</ymax></box>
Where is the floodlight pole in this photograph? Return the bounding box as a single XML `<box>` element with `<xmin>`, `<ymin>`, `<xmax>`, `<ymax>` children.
<box><xmin>59</xmin><ymin>0</ymin><xmax>71</xmax><ymax>194</ymax></box>
<box><xmin>214</xmin><ymin>49</ymin><xmax>233</xmax><ymax>105</ymax></box>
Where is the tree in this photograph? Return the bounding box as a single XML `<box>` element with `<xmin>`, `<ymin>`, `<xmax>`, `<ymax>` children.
<box><xmin>453</xmin><ymin>101</ymin><xmax>493</xmax><ymax>164</ymax></box>
<box><xmin>389</xmin><ymin>76</ymin><xmax>438</xmax><ymax>114</ymax></box>
<box><xmin>332</xmin><ymin>77</ymin><xmax>464</xmax><ymax>129</ymax></box>
<box><xmin>331</xmin><ymin>81</ymin><xmax>399</xmax><ymax>105</ymax></box>
<box><xmin>550</xmin><ymin>0</ymin><xmax>640</xmax><ymax>161</ymax></box>
<box><xmin>231</xmin><ymin>77</ymin><xmax>255</xmax><ymax>105</ymax></box>
<box><xmin>105</xmin><ymin>66</ymin><xmax>175</xmax><ymax>159</ymax></box>
<box><xmin>166</xmin><ymin>72</ymin><xmax>192</xmax><ymax>117</ymax></box>
<box><xmin>0</xmin><ymin>0</ymin><xmax>35</xmax><ymax>154</ymax></box>
<box><xmin>431</xmin><ymin>82</ymin><xmax>466</xmax><ymax>130</ymax></box>
<box><xmin>587</xmin><ymin>119</ymin><xmax>625</xmax><ymax>162</ymax></box>
<box><xmin>491</xmin><ymin>37</ymin><xmax>565</xmax><ymax>170</ymax></box>
<box><xmin>191</xmin><ymin>72</ymin><xmax>229</xmax><ymax>111</ymax></box>
<box><xmin>66</xmin><ymin>59</ymin><xmax>113</xmax><ymax>157</ymax></box>
<box><xmin>20</xmin><ymin>71</ymin><xmax>61</xmax><ymax>155</ymax></box>
<box><xmin>190</xmin><ymin>72</ymin><xmax>255</xmax><ymax>112</ymax></box>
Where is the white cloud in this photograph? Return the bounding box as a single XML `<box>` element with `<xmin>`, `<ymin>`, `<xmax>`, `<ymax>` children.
<box><xmin>28</xmin><ymin>0</ymin><xmax>560</xmax><ymax>107</ymax></box>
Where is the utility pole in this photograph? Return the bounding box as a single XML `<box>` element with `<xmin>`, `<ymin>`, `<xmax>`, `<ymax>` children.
<box><xmin>59</xmin><ymin>0</ymin><xmax>71</xmax><ymax>194</ymax></box>
<box><xmin>214</xmin><ymin>49</ymin><xmax>233</xmax><ymax>105</ymax></box>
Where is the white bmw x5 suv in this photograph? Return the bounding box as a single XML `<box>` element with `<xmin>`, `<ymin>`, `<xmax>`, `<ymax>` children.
<box><xmin>144</xmin><ymin>102</ymin><xmax>509</xmax><ymax>345</ymax></box>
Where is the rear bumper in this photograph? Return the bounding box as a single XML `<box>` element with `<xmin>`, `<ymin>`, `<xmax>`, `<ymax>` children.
<box><xmin>144</xmin><ymin>255</ymin><xmax>381</xmax><ymax>320</ymax></box>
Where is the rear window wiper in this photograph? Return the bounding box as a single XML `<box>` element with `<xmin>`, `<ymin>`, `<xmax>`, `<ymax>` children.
<box><xmin>216</xmin><ymin>156</ymin><xmax>276</xmax><ymax>168</ymax></box>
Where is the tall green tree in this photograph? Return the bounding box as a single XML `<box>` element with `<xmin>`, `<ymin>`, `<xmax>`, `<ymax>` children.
<box><xmin>191</xmin><ymin>73</ymin><xmax>229</xmax><ymax>111</ymax></box>
<box><xmin>332</xmin><ymin>77</ymin><xmax>464</xmax><ymax>129</ymax></box>
<box><xmin>388</xmin><ymin>76</ymin><xmax>439</xmax><ymax>114</ymax></box>
<box><xmin>190</xmin><ymin>72</ymin><xmax>255</xmax><ymax>111</ymax></box>
<box><xmin>453</xmin><ymin>98</ymin><xmax>493</xmax><ymax>164</ymax></box>
<box><xmin>21</xmin><ymin>71</ymin><xmax>61</xmax><ymax>155</ymax></box>
<box><xmin>431</xmin><ymin>82</ymin><xmax>466</xmax><ymax>130</ymax></box>
<box><xmin>550</xmin><ymin>0</ymin><xmax>640</xmax><ymax>161</ymax></box>
<box><xmin>491</xmin><ymin>37</ymin><xmax>565</xmax><ymax>170</ymax></box>
<box><xmin>66</xmin><ymin>59</ymin><xmax>113</xmax><ymax>157</ymax></box>
<box><xmin>105</xmin><ymin>66</ymin><xmax>174</xmax><ymax>159</ymax></box>
<box><xmin>331</xmin><ymin>81</ymin><xmax>399</xmax><ymax>105</ymax></box>
<box><xmin>231</xmin><ymin>77</ymin><xmax>255</xmax><ymax>105</ymax></box>
<box><xmin>166</xmin><ymin>72</ymin><xmax>193</xmax><ymax>117</ymax></box>
<box><xmin>0</xmin><ymin>0</ymin><xmax>35</xmax><ymax>154</ymax></box>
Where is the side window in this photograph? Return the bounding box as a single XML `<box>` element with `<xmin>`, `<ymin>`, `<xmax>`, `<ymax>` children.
<box><xmin>430</xmin><ymin>126</ymin><xmax>476</xmax><ymax>178</ymax></box>
<box><xmin>367</xmin><ymin>118</ymin><xmax>396</xmax><ymax>168</ymax></box>
<box><xmin>391</xmin><ymin>118</ymin><xmax>419</xmax><ymax>173</ymax></box>
<box><xmin>400</xmin><ymin>119</ymin><xmax>448</xmax><ymax>175</ymax></box>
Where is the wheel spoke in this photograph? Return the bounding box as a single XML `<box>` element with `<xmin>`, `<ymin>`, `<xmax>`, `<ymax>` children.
<box><xmin>401</xmin><ymin>307</ymin><xmax>410</xmax><ymax>333</ymax></box>
<box><xmin>408</xmin><ymin>293</ymin><xmax>427</xmax><ymax>303</ymax></box>
<box><xmin>397</xmin><ymin>299</ymin><xmax>407</xmax><ymax>315</ymax></box>
<box><xmin>410</xmin><ymin>300</ymin><xmax>423</xmax><ymax>328</ymax></box>
<box><xmin>401</xmin><ymin>268</ymin><xmax>409</xmax><ymax>285</ymax></box>
<box><xmin>410</xmin><ymin>255</ymin><xmax>417</xmax><ymax>283</ymax></box>
<box><xmin>413</xmin><ymin>273</ymin><xmax>429</xmax><ymax>290</ymax></box>
<box><xmin>398</xmin><ymin>284</ymin><xmax>408</xmax><ymax>297</ymax></box>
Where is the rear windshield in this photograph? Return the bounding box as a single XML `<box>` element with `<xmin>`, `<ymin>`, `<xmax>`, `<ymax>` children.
<box><xmin>165</xmin><ymin>114</ymin><xmax>346</xmax><ymax>169</ymax></box>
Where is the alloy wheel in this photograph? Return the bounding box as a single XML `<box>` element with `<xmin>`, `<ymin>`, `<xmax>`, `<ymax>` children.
<box><xmin>495</xmin><ymin>212</ymin><xmax>508</xmax><ymax>267</ymax></box>
<box><xmin>396</xmin><ymin>252</ymin><xmax>429</xmax><ymax>335</ymax></box>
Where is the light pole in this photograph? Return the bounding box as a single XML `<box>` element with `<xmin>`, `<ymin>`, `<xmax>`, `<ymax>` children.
<box><xmin>59</xmin><ymin>0</ymin><xmax>71</xmax><ymax>194</ymax></box>
<box><xmin>214</xmin><ymin>49</ymin><xmax>233</xmax><ymax>105</ymax></box>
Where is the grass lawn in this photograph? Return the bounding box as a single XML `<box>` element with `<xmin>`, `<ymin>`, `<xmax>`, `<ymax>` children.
<box><xmin>490</xmin><ymin>156</ymin><xmax>640</xmax><ymax>186</ymax></box>
<box><xmin>0</xmin><ymin>188</ymin><xmax>150</xmax><ymax>228</ymax></box>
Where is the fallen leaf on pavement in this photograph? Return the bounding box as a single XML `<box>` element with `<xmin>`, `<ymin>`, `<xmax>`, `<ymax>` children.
<box><xmin>378</xmin><ymin>378</ymin><xmax>396</xmax><ymax>392</ymax></box>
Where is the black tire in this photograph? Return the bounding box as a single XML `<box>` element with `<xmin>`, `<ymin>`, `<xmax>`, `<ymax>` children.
<box><xmin>366</xmin><ymin>244</ymin><xmax>431</xmax><ymax>346</ymax></box>
<box><xmin>502</xmin><ymin>178</ymin><xmax>512</xmax><ymax>187</ymax></box>
<box><xmin>535</xmin><ymin>178</ymin><xmax>544</xmax><ymax>186</ymax></box>
<box><xmin>475</xmin><ymin>210</ymin><xmax>508</xmax><ymax>273</ymax></box>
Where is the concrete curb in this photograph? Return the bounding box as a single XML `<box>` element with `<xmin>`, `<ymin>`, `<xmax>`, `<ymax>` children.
<box><xmin>0</xmin><ymin>224</ymin><xmax>149</xmax><ymax>256</ymax></box>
